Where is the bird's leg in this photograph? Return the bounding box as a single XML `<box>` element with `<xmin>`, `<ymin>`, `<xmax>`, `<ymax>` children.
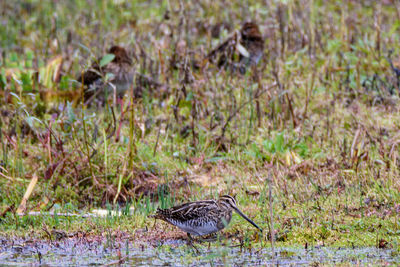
<box><xmin>186</xmin><ymin>233</ymin><xmax>199</xmax><ymax>254</ymax></box>
<box><xmin>187</xmin><ymin>233</ymin><xmax>194</xmax><ymax>243</ymax></box>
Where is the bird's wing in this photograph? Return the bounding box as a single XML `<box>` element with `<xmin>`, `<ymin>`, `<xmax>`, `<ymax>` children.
<box><xmin>165</xmin><ymin>200</ymin><xmax>217</xmax><ymax>221</ymax></box>
<box><xmin>76</xmin><ymin>61</ymin><xmax>101</xmax><ymax>85</ymax></box>
<box><xmin>206</xmin><ymin>32</ymin><xmax>238</xmax><ymax>62</ymax></box>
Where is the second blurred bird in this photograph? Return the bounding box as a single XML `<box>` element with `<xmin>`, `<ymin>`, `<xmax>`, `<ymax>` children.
<box><xmin>77</xmin><ymin>45</ymin><xmax>134</xmax><ymax>105</ymax></box>
<box><xmin>207</xmin><ymin>22</ymin><xmax>264</xmax><ymax>74</ymax></box>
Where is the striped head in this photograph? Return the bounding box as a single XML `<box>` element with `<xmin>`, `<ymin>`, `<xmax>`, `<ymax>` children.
<box><xmin>240</xmin><ymin>22</ymin><xmax>262</xmax><ymax>41</ymax></box>
<box><xmin>108</xmin><ymin>46</ymin><xmax>132</xmax><ymax>65</ymax></box>
<box><xmin>218</xmin><ymin>195</ymin><xmax>237</xmax><ymax>209</ymax></box>
<box><xmin>218</xmin><ymin>195</ymin><xmax>263</xmax><ymax>233</ymax></box>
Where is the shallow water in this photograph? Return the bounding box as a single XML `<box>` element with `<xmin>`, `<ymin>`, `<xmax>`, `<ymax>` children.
<box><xmin>0</xmin><ymin>238</ymin><xmax>398</xmax><ymax>266</ymax></box>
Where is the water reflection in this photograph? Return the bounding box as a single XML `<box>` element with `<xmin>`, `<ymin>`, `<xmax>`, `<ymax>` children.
<box><xmin>0</xmin><ymin>238</ymin><xmax>398</xmax><ymax>266</ymax></box>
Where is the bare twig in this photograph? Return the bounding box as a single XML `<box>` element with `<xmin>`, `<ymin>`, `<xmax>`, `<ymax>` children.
<box><xmin>17</xmin><ymin>173</ymin><xmax>39</xmax><ymax>215</ymax></box>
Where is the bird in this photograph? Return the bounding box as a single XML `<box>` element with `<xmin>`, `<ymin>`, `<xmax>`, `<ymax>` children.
<box><xmin>150</xmin><ymin>195</ymin><xmax>262</xmax><ymax>241</ymax></box>
<box><xmin>239</xmin><ymin>22</ymin><xmax>264</xmax><ymax>67</ymax></box>
<box><xmin>77</xmin><ymin>45</ymin><xmax>134</xmax><ymax>105</ymax></box>
<box><xmin>207</xmin><ymin>22</ymin><xmax>264</xmax><ymax>73</ymax></box>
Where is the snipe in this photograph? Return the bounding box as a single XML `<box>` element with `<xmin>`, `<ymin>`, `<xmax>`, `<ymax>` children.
<box><xmin>150</xmin><ymin>195</ymin><xmax>262</xmax><ymax>240</ymax></box>
<box><xmin>207</xmin><ymin>22</ymin><xmax>264</xmax><ymax>73</ymax></box>
<box><xmin>78</xmin><ymin>45</ymin><xmax>134</xmax><ymax>104</ymax></box>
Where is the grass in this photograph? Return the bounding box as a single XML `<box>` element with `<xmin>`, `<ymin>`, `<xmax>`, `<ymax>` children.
<box><xmin>0</xmin><ymin>0</ymin><xmax>400</xmax><ymax>253</ymax></box>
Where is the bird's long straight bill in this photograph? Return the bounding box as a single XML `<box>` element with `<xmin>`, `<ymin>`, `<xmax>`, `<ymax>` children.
<box><xmin>234</xmin><ymin>207</ymin><xmax>263</xmax><ymax>232</ymax></box>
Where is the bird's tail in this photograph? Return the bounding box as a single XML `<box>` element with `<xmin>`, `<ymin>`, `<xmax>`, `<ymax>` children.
<box><xmin>148</xmin><ymin>208</ymin><xmax>164</xmax><ymax>219</ymax></box>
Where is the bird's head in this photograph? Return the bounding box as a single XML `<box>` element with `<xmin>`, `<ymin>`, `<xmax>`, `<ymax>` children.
<box><xmin>219</xmin><ymin>195</ymin><xmax>263</xmax><ymax>233</ymax></box>
<box><xmin>108</xmin><ymin>46</ymin><xmax>132</xmax><ymax>64</ymax></box>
